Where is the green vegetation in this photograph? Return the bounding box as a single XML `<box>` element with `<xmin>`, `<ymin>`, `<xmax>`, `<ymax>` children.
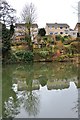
<box><xmin>2</xmin><ymin>24</ymin><xmax>15</xmax><ymax>62</ymax></box>
<box><xmin>38</xmin><ymin>28</ymin><xmax>46</xmax><ymax>36</ymax></box>
<box><xmin>2</xmin><ymin>31</ymin><xmax>80</xmax><ymax>64</ymax></box>
<box><xmin>1</xmin><ymin>1</ymin><xmax>79</xmax><ymax>64</ymax></box>
<box><xmin>6</xmin><ymin>51</ymin><xmax>34</xmax><ymax>63</ymax></box>
<box><xmin>1</xmin><ymin>1</ymin><xmax>80</xmax><ymax>64</ymax></box>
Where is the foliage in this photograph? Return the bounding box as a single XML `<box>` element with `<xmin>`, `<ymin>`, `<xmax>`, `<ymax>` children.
<box><xmin>38</xmin><ymin>28</ymin><xmax>46</xmax><ymax>36</ymax></box>
<box><xmin>43</xmin><ymin>36</ymin><xmax>47</xmax><ymax>41</ymax></box>
<box><xmin>39</xmin><ymin>51</ymin><xmax>49</xmax><ymax>58</ymax></box>
<box><xmin>0</xmin><ymin>0</ymin><xmax>16</xmax><ymax>25</ymax></box>
<box><xmin>64</xmin><ymin>35</ymin><xmax>69</xmax><ymax>39</ymax></box>
<box><xmin>70</xmin><ymin>41</ymin><xmax>80</xmax><ymax>54</ymax></box>
<box><xmin>10</xmin><ymin>24</ymin><xmax>15</xmax><ymax>36</ymax></box>
<box><xmin>39</xmin><ymin>75</ymin><xmax>48</xmax><ymax>86</ymax></box>
<box><xmin>2</xmin><ymin>23</ymin><xmax>15</xmax><ymax>60</ymax></box>
<box><xmin>2</xmin><ymin>24</ymin><xmax>11</xmax><ymax>58</ymax></box>
<box><xmin>55</xmin><ymin>35</ymin><xmax>62</xmax><ymax>41</ymax></box>
<box><xmin>15</xmin><ymin>51</ymin><xmax>34</xmax><ymax>61</ymax></box>
<box><xmin>56</xmin><ymin>55</ymin><xmax>69</xmax><ymax>62</ymax></box>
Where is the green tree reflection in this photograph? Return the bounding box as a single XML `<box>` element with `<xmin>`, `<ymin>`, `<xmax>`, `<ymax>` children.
<box><xmin>12</xmin><ymin>65</ymin><xmax>40</xmax><ymax>117</ymax></box>
<box><xmin>2</xmin><ymin>65</ymin><xmax>20</xmax><ymax>118</ymax></box>
<box><xmin>2</xmin><ymin>62</ymin><xmax>79</xmax><ymax>118</ymax></box>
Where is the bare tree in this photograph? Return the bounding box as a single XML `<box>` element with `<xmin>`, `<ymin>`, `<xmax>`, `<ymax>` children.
<box><xmin>21</xmin><ymin>3</ymin><xmax>36</xmax><ymax>24</ymax></box>
<box><xmin>21</xmin><ymin>3</ymin><xmax>37</xmax><ymax>51</ymax></box>
<box><xmin>72</xmin><ymin>1</ymin><xmax>80</xmax><ymax>36</ymax></box>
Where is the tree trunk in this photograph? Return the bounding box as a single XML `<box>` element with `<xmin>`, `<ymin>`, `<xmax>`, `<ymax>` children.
<box><xmin>28</xmin><ymin>28</ymin><xmax>33</xmax><ymax>52</ymax></box>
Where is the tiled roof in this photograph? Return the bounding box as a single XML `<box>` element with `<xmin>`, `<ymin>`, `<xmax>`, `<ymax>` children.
<box><xmin>46</xmin><ymin>23</ymin><xmax>70</xmax><ymax>27</ymax></box>
<box><xmin>74</xmin><ymin>23</ymin><xmax>80</xmax><ymax>30</ymax></box>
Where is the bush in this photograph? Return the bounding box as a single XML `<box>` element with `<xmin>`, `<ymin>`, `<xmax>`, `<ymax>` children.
<box><xmin>15</xmin><ymin>51</ymin><xmax>34</xmax><ymax>61</ymax></box>
<box><xmin>39</xmin><ymin>51</ymin><xmax>49</xmax><ymax>58</ymax></box>
<box><xmin>56</xmin><ymin>35</ymin><xmax>62</xmax><ymax>41</ymax></box>
<box><xmin>56</xmin><ymin>55</ymin><xmax>69</xmax><ymax>61</ymax></box>
<box><xmin>70</xmin><ymin>42</ymin><xmax>80</xmax><ymax>54</ymax></box>
<box><xmin>23</xmin><ymin>51</ymin><xmax>34</xmax><ymax>61</ymax></box>
<box><xmin>9</xmin><ymin>53</ymin><xmax>17</xmax><ymax>63</ymax></box>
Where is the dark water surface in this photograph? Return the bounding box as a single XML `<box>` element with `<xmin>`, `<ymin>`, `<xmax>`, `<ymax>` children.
<box><xmin>2</xmin><ymin>62</ymin><xmax>79</xmax><ymax>118</ymax></box>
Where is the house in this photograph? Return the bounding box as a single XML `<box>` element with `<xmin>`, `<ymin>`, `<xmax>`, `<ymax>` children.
<box><xmin>45</xmin><ymin>23</ymin><xmax>70</xmax><ymax>36</ymax></box>
<box><xmin>69</xmin><ymin>28</ymin><xmax>77</xmax><ymax>38</ymax></box>
<box><xmin>14</xmin><ymin>23</ymin><xmax>38</xmax><ymax>41</ymax></box>
<box><xmin>74</xmin><ymin>23</ymin><xmax>80</xmax><ymax>37</ymax></box>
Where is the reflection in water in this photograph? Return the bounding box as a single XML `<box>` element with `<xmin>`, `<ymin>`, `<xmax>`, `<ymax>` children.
<box><xmin>2</xmin><ymin>62</ymin><xmax>79</xmax><ymax>118</ymax></box>
<box><xmin>4</xmin><ymin>97</ymin><xmax>20</xmax><ymax>118</ymax></box>
<box><xmin>0</xmin><ymin>64</ymin><xmax>2</xmax><ymax>119</ymax></box>
<box><xmin>78</xmin><ymin>89</ymin><xmax>80</xmax><ymax>118</ymax></box>
<box><xmin>23</xmin><ymin>91</ymin><xmax>40</xmax><ymax>117</ymax></box>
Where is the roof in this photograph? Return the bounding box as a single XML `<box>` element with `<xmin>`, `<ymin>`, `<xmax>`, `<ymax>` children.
<box><xmin>46</xmin><ymin>23</ymin><xmax>70</xmax><ymax>28</ymax></box>
<box><xmin>74</xmin><ymin>23</ymin><xmax>80</xmax><ymax>30</ymax></box>
<box><xmin>69</xmin><ymin>28</ymin><xmax>74</xmax><ymax>31</ymax></box>
<box><xmin>32</xmin><ymin>24</ymin><xmax>38</xmax><ymax>28</ymax></box>
<box><xmin>15</xmin><ymin>23</ymin><xmax>38</xmax><ymax>28</ymax></box>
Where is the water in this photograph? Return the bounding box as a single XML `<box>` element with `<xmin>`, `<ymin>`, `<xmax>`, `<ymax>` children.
<box><xmin>2</xmin><ymin>62</ymin><xmax>79</xmax><ymax>118</ymax></box>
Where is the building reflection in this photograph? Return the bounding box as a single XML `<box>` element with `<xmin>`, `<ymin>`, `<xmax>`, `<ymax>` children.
<box><xmin>2</xmin><ymin>62</ymin><xmax>80</xmax><ymax>118</ymax></box>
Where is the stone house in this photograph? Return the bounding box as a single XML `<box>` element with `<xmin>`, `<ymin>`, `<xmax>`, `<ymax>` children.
<box><xmin>74</xmin><ymin>23</ymin><xmax>80</xmax><ymax>37</ymax></box>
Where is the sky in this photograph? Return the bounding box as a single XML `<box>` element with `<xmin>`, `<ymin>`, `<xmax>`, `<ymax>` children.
<box><xmin>7</xmin><ymin>0</ymin><xmax>79</xmax><ymax>29</ymax></box>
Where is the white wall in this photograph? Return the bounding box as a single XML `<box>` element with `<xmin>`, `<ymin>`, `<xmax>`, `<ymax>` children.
<box><xmin>69</xmin><ymin>30</ymin><xmax>77</xmax><ymax>38</ymax></box>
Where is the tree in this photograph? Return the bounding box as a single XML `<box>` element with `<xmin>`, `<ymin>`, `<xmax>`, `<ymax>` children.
<box><xmin>38</xmin><ymin>28</ymin><xmax>46</xmax><ymax>36</ymax></box>
<box><xmin>0</xmin><ymin>0</ymin><xmax>16</xmax><ymax>26</ymax></box>
<box><xmin>21</xmin><ymin>2</ymin><xmax>37</xmax><ymax>51</ymax></box>
<box><xmin>0</xmin><ymin>0</ymin><xmax>15</xmax><ymax>61</ymax></box>
<box><xmin>2</xmin><ymin>23</ymin><xmax>15</xmax><ymax>60</ymax></box>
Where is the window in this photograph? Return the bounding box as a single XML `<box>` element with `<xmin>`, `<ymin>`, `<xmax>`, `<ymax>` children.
<box><xmin>50</xmin><ymin>32</ymin><xmax>53</xmax><ymax>35</ymax></box>
<box><xmin>65</xmin><ymin>33</ymin><xmax>68</xmax><ymax>34</ymax></box>
<box><xmin>55</xmin><ymin>27</ymin><xmax>57</xmax><ymax>29</ymax></box>
<box><xmin>60</xmin><ymin>32</ymin><xmax>63</xmax><ymax>34</ymax></box>
<box><xmin>65</xmin><ymin>30</ymin><xmax>68</xmax><ymax>34</ymax></box>
<box><xmin>55</xmin><ymin>32</ymin><xmax>58</xmax><ymax>34</ymax></box>
<box><xmin>73</xmin><ymin>32</ymin><xmax>76</xmax><ymax>35</ymax></box>
<box><xmin>50</xmin><ymin>26</ymin><xmax>52</xmax><ymax>29</ymax></box>
<box><xmin>60</xmin><ymin>27</ymin><xmax>63</xmax><ymax>29</ymax></box>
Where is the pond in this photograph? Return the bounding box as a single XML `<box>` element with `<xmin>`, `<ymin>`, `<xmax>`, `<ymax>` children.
<box><xmin>2</xmin><ymin>62</ymin><xmax>80</xmax><ymax>118</ymax></box>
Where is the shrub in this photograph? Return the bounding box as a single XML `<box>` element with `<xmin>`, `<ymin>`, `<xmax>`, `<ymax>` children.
<box><xmin>70</xmin><ymin>42</ymin><xmax>80</xmax><ymax>54</ymax></box>
<box><xmin>56</xmin><ymin>55</ymin><xmax>69</xmax><ymax>61</ymax></box>
<box><xmin>23</xmin><ymin>51</ymin><xmax>34</xmax><ymax>61</ymax></box>
<box><xmin>9</xmin><ymin>53</ymin><xmax>17</xmax><ymax>63</ymax></box>
<box><xmin>39</xmin><ymin>51</ymin><xmax>49</xmax><ymax>58</ymax></box>
<box><xmin>55</xmin><ymin>35</ymin><xmax>62</xmax><ymax>41</ymax></box>
<box><xmin>15</xmin><ymin>51</ymin><xmax>34</xmax><ymax>61</ymax></box>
